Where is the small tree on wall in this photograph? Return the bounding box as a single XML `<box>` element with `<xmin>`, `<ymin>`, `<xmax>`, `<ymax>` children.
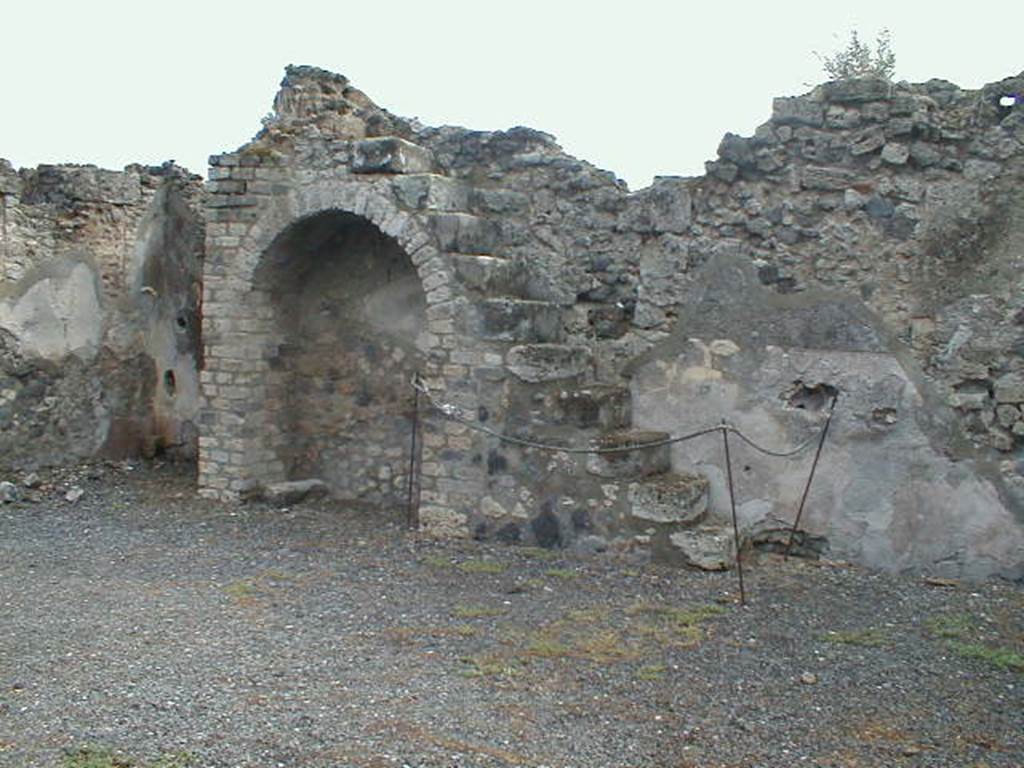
<box><xmin>817</xmin><ymin>29</ymin><xmax>896</xmax><ymax>81</ymax></box>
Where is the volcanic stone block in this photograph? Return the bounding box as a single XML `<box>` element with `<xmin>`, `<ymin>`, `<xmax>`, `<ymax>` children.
<box><xmin>669</xmin><ymin>526</ymin><xmax>736</xmax><ymax>571</ymax></box>
<box><xmin>586</xmin><ymin>430</ymin><xmax>671</xmax><ymax>479</ymax></box>
<box><xmin>628</xmin><ymin>473</ymin><xmax>709</xmax><ymax>524</ymax></box>
<box><xmin>473</xmin><ymin>299</ymin><xmax>562</xmax><ymax>343</ymax></box>
<box><xmin>800</xmin><ymin>166</ymin><xmax>858</xmax><ymax>191</ymax></box>
<box><xmin>427</xmin><ymin>212</ymin><xmax>501</xmax><ymax>254</ymax></box>
<box><xmin>391</xmin><ymin>173</ymin><xmax>469</xmax><ymax>211</ymax></box>
<box><xmin>258</xmin><ymin>478</ymin><xmax>328</xmax><ymax>505</ymax></box>
<box><xmin>771</xmin><ymin>96</ymin><xmax>824</xmax><ymax>127</ymax></box>
<box><xmin>994</xmin><ymin>374</ymin><xmax>1024</xmax><ymax>404</ymax></box>
<box><xmin>507</xmin><ymin>344</ymin><xmax>590</xmax><ymax>383</ymax></box>
<box><xmin>821</xmin><ymin>78</ymin><xmax>892</xmax><ymax>103</ymax></box>
<box><xmin>352</xmin><ymin>137</ymin><xmax>436</xmax><ymax>174</ymax></box>
<box><xmin>450</xmin><ymin>254</ymin><xmax>522</xmax><ymax>295</ymax></box>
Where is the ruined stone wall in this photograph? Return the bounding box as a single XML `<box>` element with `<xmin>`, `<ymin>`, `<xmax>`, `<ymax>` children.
<box><xmin>199</xmin><ymin>66</ymin><xmax>1023</xmax><ymax>578</ymax></box>
<box><xmin>0</xmin><ymin>160</ymin><xmax>205</xmax><ymax>469</ymax></box>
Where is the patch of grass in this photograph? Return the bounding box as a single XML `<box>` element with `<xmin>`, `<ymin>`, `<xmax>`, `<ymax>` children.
<box><xmin>544</xmin><ymin>568</ymin><xmax>577</xmax><ymax>580</ymax></box>
<box><xmin>628</xmin><ymin>602</ymin><xmax>725</xmax><ymax>627</ymax></box>
<box><xmin>926</xmin><ymin>612</ymin><xmax>976</xmax><ymax>640</ymax></box>
<box><xmin>635</xmin><ymin>621</ymin><xmax>702</xmax><ymax>648</ymax></box>
<box><xmin>636</xmin><ymin>663</ymin><xmax>667</xmax><ymax>681</ymax></box>
<box><xmin>387</xmin><ymin>624</ymin><xmax>479</xmax><ymax>643</ymax></box>
<box><xmin>624</xmin><ymin>603</ymin><xmax>726</xmax><ymax>649</ymax></box>
<box><xmin>452</xmin><ymin>624</ymin><xmax>478</xmax><ymax>638</ymax></box>
<box><xmin>221</xmin><ymin>579</ymin><xmax>261</xmax><ymax>603</ymax></box>
<box><xmin>573</xmin><ymin>630</ymin><xmax>637</xmax><ymax>662</ymax></box>
<box><xmin>520</xmin><ymin>625</ymin><xmax>638</xmax><ymax>663</ymax></box>
<box><xmin>517</xmin><ymin>547</ymin><xmax>560</xmax><ymax>561</ymax></box>
<box><xmin>525</xmin><ymin>637</ymin><xmax>572</xmax><ymax>658</ymax></box>
<box><xmin>946</xmin><ymin>641</ymin><xmax>1024</xmax><ymax>672</ymax></box>
<box><xmin>565</xmin><ymin>607</ymin><xmax>610</xmax><ymax>624</ymax></box>
<box><xmin>460</xmin><ymin>654</ymin><xmax>520</xmax><ymax>679</ymax></box>
<box><xmin>457</xmin><ymin>559</ymin><xmax>508</xmax><ymax>575</ymax></box>
<box><xmin>522</xmin><ymin>577</ymin><xmax>545</xmax><ymax>590</ymax></box>
<box><xmin>151</xmin><ymin>756</ymin><xmax>195</xmax><ymax>768</ymax></box>
<box><xmin>820</xmin><ymin>628</ymin><xmax>888</xmax><ymax>647</ymax></box>
<box><xmin>221</xmin><ymin>569</ymin><xmax>296</xmax><ymax>605</ymax></box>
<box><xmin>452</xmin><ymin>604</ymin><xmax>505</xmax><ymax>619</ymax></box>
<box><xmin>63</xmin><ymin>748</ymin><xmax>132</xmax><ymax>768</ymax></box>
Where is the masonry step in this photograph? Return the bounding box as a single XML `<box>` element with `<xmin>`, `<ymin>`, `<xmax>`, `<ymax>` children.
<box><xmin>450</xmin><ymin>253</ymin><xmax>534</xmax><ymax>297</ymax></box>
<box><xmin>391</xmin><ymin>173</ymin><xmax>469</xmax><ymax>211</ymax></box>
<box><xmin>585</xmin><ymin>429</ymin><xmax>671</xmax><ymax>478</ymax></box>
<box><xmin>472</xmin><ymin>298</ymin><xmax>563</xmax><ymax>343</ymax></box>
<box><xmin>626</xmin><ymin>472</ymin><xmax>709</xmax><ymax>526</ymax></box>
<box><xmin>427</xmin><ymin>212</ymin><xmax>501</xmax><ymax>254</ymax></box>
<box><xmin>506</xmin><ymin>344</ymin><xmax>591</xmax><ymax>383</ymax></box>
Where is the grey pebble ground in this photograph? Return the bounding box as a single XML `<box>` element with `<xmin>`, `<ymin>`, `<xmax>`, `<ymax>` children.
<box><xmin>1</xmin><ymin>462</ymin><xmax>1021</xmax><ymax>768</ymax></box>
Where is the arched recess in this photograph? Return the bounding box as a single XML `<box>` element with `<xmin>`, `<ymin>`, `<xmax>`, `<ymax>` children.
<box><xmin>253</xmin><ymin>209</ymin><xmax>427</xmax><ymax>505</ymax></box>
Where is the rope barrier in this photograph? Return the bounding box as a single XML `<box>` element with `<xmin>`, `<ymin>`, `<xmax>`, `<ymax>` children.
<box><xmin>411</xmin><ymin>374</ymin><xmax>826</xmax><ymax>458</ymax></box>
<box><xmin>408</xmin><ymin>373</ymin><xmax>840</xmax><ymax>606</ymax></box>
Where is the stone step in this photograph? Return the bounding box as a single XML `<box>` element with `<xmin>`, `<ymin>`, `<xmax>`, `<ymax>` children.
<box><xmin>627</xmin><ymin>472</ymin><xmax>709</xmax><ymax>526</ymax></box>
<box><xmin>507</xmin><ymin>344</ymin><xmax>591</xmax><ymax>383</ymax></box>
<box><xmin>391</xmin><ymin>173</ymin><xmax>469</xmax><ymax>211</ymax></box>
<box><xmin>450</xmin><ymin>254</ymin><xmax>528</xmax><ymax>296</ymax></box>
<box><xmin>586</xmin><ymin>429</ymin><xmax>671</xmax><ymax>479</ymax></box>
<box><xmin>427</xmin><ymin>212</ymin><xmax>501</xmax><ymax>254</ymax></box>
<box><xmin>471</xmin><ymin>298</ymin><xmax>563</xmax><ymax>343</ymax></box>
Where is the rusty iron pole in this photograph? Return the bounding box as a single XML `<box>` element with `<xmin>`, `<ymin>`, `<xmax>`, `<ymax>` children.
<box><xmin>405</xmin><ymin>381</ymin><xmax>422</xmax><ymax>529</ymax></box>
<box><xmin>721</xmin><ymin>421</ymin><xmax>746</xmax><ymax>606</ymax></box>
<box><xmin>784</xmin><ymin>394</ymin><xmax>838</xmax><ymax>560</ymax></box>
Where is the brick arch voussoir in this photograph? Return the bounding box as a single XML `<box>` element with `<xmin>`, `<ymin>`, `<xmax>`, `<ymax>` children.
<box><xmin>242</xmin><ymin>180</ymin><xmax>453</xmax><ymax>307</ymax></box>
<box><xmin>239</xmin><ymin>178</ymin><xmax>455</xmax><ymax>346</ymax></box>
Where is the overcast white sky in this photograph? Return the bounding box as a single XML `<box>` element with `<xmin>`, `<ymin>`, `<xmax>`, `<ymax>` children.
<box><xmin>2</xmin><ymin>1</ymin><xmax>1022</xmax><ymax>190</ymax></box>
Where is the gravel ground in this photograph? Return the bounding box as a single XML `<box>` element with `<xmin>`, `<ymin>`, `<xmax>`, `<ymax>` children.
<box><xmin>1</xmin><ymin>462</ymin><xmax>1022</xmax><ymax>768</ymax></box>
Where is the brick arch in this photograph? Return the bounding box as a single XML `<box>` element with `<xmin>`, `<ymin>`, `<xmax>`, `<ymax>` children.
<box><xmin>241</xmin><ymin>180</ymin><xmax>454</xmax><ymax>331</ymax></box>
<box><xmin>199</xmin><ymin>178</ymin><xmax>455</xmax><ymax>501</ymax></box>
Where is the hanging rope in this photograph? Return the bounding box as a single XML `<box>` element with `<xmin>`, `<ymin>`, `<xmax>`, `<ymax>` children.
<box><xmin>410</xmin><ymin>373</ymin><xmax>824</xmax><ymax>458</ymax></box>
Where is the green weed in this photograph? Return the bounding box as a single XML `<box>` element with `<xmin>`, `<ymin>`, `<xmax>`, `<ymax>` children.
<box><xmin>926</xmin><ymin>612</ymin><xmax>975</xmax><ymax>640</ymax></box>
<box><xmin>457</xmin><ymin>559</ymin><xmax>508</xmax><ymax>575</ymax></box>
<box><xmin>518</xmin><ymin>547</ymin><xmax>560</xmax><ymax>561</ymax></box>
<box><xmin>452</xmin><ymin>604</ymin><xmax>505</xmax><ymax>619</ymax></box>
<box><xmin>636</xmin><ymin>663</ymin><xmax>668</xmax><ymax>681</ymax></box>
<box><xmin>946</xmin><ymin>642</ymin><xmax>1024</xmax><ymax>672</ymax></box>
<box><xmin>422</xmin><ymin>554</ymin><xmax>453</xmax><ymax>569</ymax></box>
<box><xmin>460</xmin><ymin>654</ymin><xmax>520</xmax><ymax>679</ymax></box>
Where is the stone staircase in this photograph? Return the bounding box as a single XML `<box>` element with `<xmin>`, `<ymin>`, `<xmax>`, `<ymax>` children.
<box><xmin>388</xmin><ymin>159</ymin><xmax>735</xmax><ymax>569</ymax></box>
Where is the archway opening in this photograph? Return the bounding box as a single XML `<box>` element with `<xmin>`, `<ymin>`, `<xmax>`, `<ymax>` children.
<box><xmin>256</xmin><ymin>210</ymin><xmax>427</xmax><ymax>506</ymax></box>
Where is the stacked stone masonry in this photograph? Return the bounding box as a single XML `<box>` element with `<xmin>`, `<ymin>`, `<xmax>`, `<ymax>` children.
<box><xmin>0</xmin><ymin>160</ymin><xmax>204</xmax><ymax>467</ymax></box>
<box><xmin>4</xmin><ymin>65</ymin><xmax>1023</xmax><ymax>579</ymax></box>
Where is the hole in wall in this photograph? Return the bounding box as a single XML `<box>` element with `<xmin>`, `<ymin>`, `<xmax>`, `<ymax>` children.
<box><xmin>872</xmin><ymin>407</ymin><xmax>898</xmax><ymax>426</ymax></box>
<box><xmin>176</xmin><ymin>313</ymin><xmax>188</xmax><ymax>330</ymax></box>
<box><xmin>163</xmin><ymin>370</ymin><xmax>176</xmax><ymax>397</ymax></box>
<box><xmin>784</xmin><ymin>381</ymin><xmax>838</xmax><ymax>411</ymax></box>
